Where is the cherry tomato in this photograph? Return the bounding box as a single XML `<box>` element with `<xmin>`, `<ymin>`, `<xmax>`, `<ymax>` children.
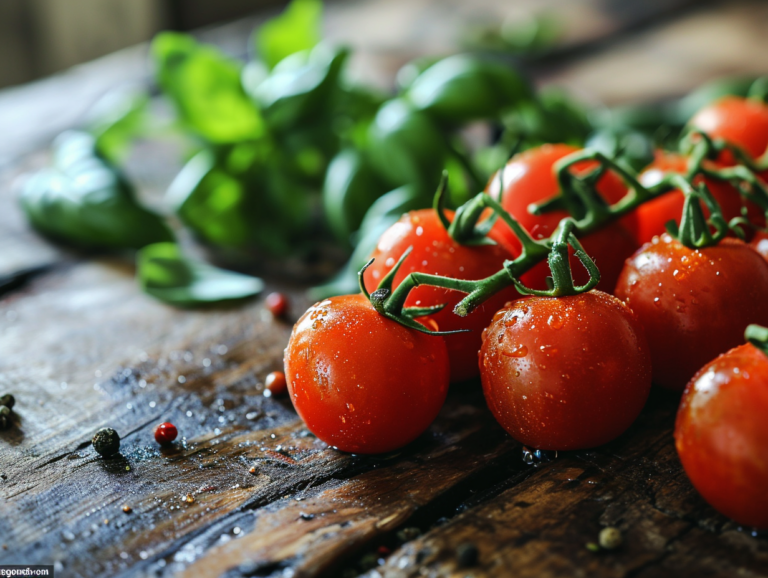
<box><xmin>265</xmin><ymin>292</ymin><xmax>289</xmax><ymax>318</ymax></box>
<box><xmin>154</xmin><ymin>422</ymin><xmax>178</xmax><ymax>445</ymax></box>
<box><xmin>689</xmin><ymin>96</ymin><xmax>768</xmax><ymax>163</ymax></box>
<box><xmin>615</xmin><ymin>234</ymin><xmax>768</xmax><ymax>390</ymax></box>
<box><xmin>264</xmin><ymin>371</ymin><xmax>287</xmax><ymax>397</ymax></box>
<box><xmin>486</xmin><ymin>144</ymin><xmax>637</xmax><ymax>293</ymax></box>
<box><xmin>284</xmin><ymin>294</ymin><xmax>450</xmax><ymax>454</ymax></box>
<box><xmin>364</xmin><ymin>209</ymin><xmax>519</xmax><ymax>382</ymax></box>
<box><xmin>626</xmin><ymin>151</ymin><xmax>751</xmax><ymax>245</ymax></box>
<box><xmin>479</xmin><ymin>291</ymin><xmax>651</xmax><ymax>450</ymax></box>
<box><xmin>675</xmin><ymin>342</ymin><xmax>768</xmax><ymax>528</ymax></box>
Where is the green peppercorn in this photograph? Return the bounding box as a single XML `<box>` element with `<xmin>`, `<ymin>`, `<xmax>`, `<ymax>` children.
<box><xmin>92</xmin><ymin>427</ymin><xmax>121</xmax><ymax>457</ymax></box>
<box><xmin>599</xmin><ymin>527</ymin><xmax>623</xmax><ymax>550</ymax></box>
<box><xmin>0</xmin><ymin>406</ymin><xmax>10</xmax><ymax>430</ymax></box>
<box><xmin>0</xmin><ymin>394</ymin><xmax>15</xmax><ymax>410</ymax></box>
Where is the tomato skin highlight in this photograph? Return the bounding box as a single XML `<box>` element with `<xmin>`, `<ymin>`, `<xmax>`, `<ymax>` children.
<box><xmin>675</xmin><ymin>343</ymin><xmax>768</xmax><ymax>529</ymax></box>
<box><xmin>486</xmin><ymin>143</ymin><xmax>637</xmax><ymax>293</ymax></box>
<box><xmin>479</xmin><ymin>291</ymin><xmax>651</xmax><ymax>450</ymax></box>
<box><xmin>364</xmin><ymin>209</ymin><xmax>519</xmax><ymax>382</ymax></box>
<box><xmin>615</xmin><ymin>234</ymin><xmax>768</xmax><ymax>390</ymax></box>
<box><xmin>627</xmin><ymin>151</ymin><xmax>750</xmax><ymax>245</ymax></box>
<box><xmin>284</xmin><ymin>294</ymin><xmax>450</xmax><ymax>454</ymax></box>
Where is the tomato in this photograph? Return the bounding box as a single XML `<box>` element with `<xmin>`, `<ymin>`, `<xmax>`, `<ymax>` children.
<box><xmin>689</xmin><ymin>96</ymin><xmax>768</xmax><ymax>164</ymax></box>
<box><xmin>486</xmin><ymin>144</ymin><xmax>637</xmax><ymax>293</ymax></box>
<box><xmin>154</xmin><ymin>422</ymin><xmax>178</xmax><ymax>445</ymax></box>
<box><xmin>363</xmin><ymin>209</ymin><xmax>519</xmax><ymax>382</ymax></box>
<box><xmin>284</xmin><ymin>294</ymin><xmax>450</xmax><ymax>454</ymax></box>
<box><xmin>626</xmin><ymin>151</ymin><xmax>751</xmax><ymax>245</ymax></box>
<box><xmin>615</xmin><ymin>234</ymin><xmax>768</xmax><ymax>390</ymax></box>
<box><xmin>479</xmin><ymin>290</ymin><xmax>651</xmax><ymax>450</ymax></box>
<box><xmin>675</xmin><ymin>342</ymin><xmax>768</xmax><ymax>528</ymax></box>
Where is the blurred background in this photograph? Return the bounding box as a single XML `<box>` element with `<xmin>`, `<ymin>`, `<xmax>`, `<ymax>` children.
<box><xmin>4</xmin><ymin>0</ymin><xmax>768</xmax><ymax>292</ymax></box>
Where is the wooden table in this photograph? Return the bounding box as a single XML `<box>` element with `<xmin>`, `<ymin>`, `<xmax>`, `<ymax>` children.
<box><xmin>2</xmin><ymin>1</ymin><xmax>768</xmax><ymax>576</ymax></box>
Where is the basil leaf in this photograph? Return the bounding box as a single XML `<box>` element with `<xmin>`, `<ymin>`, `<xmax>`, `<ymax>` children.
<box><xmin>245</xmin><ymin>44</ymin><xmax>348</xmax><ymax>132</ymax></box>
<box><xmin>152</xmin><ymin>32</ymin><xmax>265</xmax><ymax>144</ymax></box>
<box><xmin>322</xmin><ymin>148</ymin><xmax>390</xmax><ymax>245</ymax></box>
<box><xmin>138</xmin><ymin>242</ymin><xmax>263</xmax><ymax>306</ymax></box>
<box><xmin>255</xmin><ymin>0</ymin><xmax>323</xmax><ymax>70</ymax></box>
<box><xmin>167</xmin><ymin>148</ymin><xmax>312</xmax><ymax>256</ymax></box>
<box><xmin>19</xmin><ymin>131</ymin><xmax>173</xmax><ymax>250</ymax></box>
<box><xmin>367</xmin><ymin>98</ymin><xmax>449</xmax><ymax>188</ymax></box>
<box><xmin>406</xmin><ymin>55</ymin><xmax>532</xmax><ymax>122</ymax></box>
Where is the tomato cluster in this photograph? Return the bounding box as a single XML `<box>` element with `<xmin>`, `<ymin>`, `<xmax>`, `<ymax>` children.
<box><xmin>283</xmin><ymin>93</ymin><xmax>768</xmax><ymax>528</ymax></box>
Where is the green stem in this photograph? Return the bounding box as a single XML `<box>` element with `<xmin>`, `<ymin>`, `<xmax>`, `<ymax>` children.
<box><xmin>746</xmin><ymin>324</ymin><xmax>768</xmax><ymax>357</ymax></box>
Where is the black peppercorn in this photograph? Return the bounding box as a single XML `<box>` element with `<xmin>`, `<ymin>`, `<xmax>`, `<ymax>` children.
<box><xmin>92</xmin><ymin>427</ymin><xmax>121</xmax><ymax>457</ymax></box>
<box><xmin>0</xmin><ymin>394</ymin><xmax>15</xmax><ymax>410</ymax></box>
<box><xmin>456</xmin><ymin>542</ymin><xmax>479</xmax><ymax>568</ymax></box>
<box><xmin>0</xmin><ymin>406</ymin><xmax>10</xmax><ymax>430</ymax></box>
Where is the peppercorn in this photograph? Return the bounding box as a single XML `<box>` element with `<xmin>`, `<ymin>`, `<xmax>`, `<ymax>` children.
<box><xmin>0</xmin><ymin>406</ymin><xmax>11</xmax><ymax>430</ymax></box>
<box><xmin>599</xmin><ymin>527</ymin><xmax>623</xmax><ymax>550</ymax></box>
<box><xmin>92</xmin><ymin>427</ymin><xmax>121</xmax><ymax>457</ymax></box>
<box><xmin>456</xmin><ymin>542</ymin><xmax>479</xmax><ymax>567</ymax></box>
<box><xmin>265</xmin><ymin>292</ymin><xmax>289</xmax><ymax>318</ymax></box>
<box><xmin>0</xmin><ymin>394</ymin><xmax>15</xmax><ymax>410</ymax></box>
<box><xmin>154</xmin><ymin>422</ymin><xmax>178</xmax><ymax>445</ymax></box>
<box><xmin>264</xmin><ymin>371</ymin><xmax>287</xmax><ymax>397</ymax></box>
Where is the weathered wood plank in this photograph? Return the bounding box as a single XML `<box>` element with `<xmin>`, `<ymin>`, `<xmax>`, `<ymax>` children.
<box><xmin>366</xmin><ymin>391</ymin><xmax>768</xmax><ymax>578</ymax></box>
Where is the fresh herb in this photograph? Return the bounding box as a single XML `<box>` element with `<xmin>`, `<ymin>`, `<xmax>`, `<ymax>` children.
<box><xmin>137</xmin><ymin>242</ymin><xmax>264</xmax><ymax>306</ymax></box>
<box><xmin>19</xmin><ymin>131</ymin><xmax>173</xmax><ymax>250</ymax></box>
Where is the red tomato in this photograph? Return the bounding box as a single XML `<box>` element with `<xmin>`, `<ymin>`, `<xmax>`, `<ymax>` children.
<box><xmin>615</xmin><ymin>234</ymin><xmax>768</xmax><ymax>390</ymax></box>
<box><xmin>479</xmin><ymin>291</ymin><xmax>651</xmax><ymax>450</ymax></box>
<box><xmin>284</xmin><ymin>294</ymin><xmax>450</xmax><ymax>454</ymax></box>
<box><xmin>486</xmin><ymin>144</ymin><xmax>637</xmax><ymax>293</ymax></box>
<box><xmin>689</xmin><ymin>96</ymin><xmax>768</xmax><ymax>163</ymax></box>
<box><xmin>626</xmin><ymin>151</ymin><xmax>751</xmax><ymax>245</ymax></box>
<box><xmin>675</xmin><ymin>342</ymin><xmax>768</xmax><ymax>528</ymax></box>
<box><xmin>364</xmin><ymin>209</ymin><xmax>519</xmax><ymax>382</ymax></box>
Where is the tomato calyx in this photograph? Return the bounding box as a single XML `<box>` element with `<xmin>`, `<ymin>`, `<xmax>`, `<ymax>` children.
<box><xmin>745</xmin><ymin>324</ymin><xmax>768</xmax><ymax>357</ymax></box>
<box><xmin>359</xmin><ymin>251</ymin><xmax>463</xmax><ymax>336</ymax></box>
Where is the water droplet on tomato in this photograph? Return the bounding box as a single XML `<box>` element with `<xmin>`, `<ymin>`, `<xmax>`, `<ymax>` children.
<box><xmin>653</xmin><ymin>297</ymin><xmax>661</xmax><ymax>307</ymax></box>
<box><xmin>547</xmin><ymin>314</ymin><xmax>564</xmax><ymax>329</ymax></box>
<box><xmin>503</xmin><ymin>344</ymin><xmax>528</xmax><ymax>358</ymax></box>
<box><xmin>385</xmin><ymin>257</ymin><xmax>395</xmax><ymax>267</ymax></box>
<box><xmin>346</xmin><ymin>403</ymin><xmax>355</xmax><ymax>412</ymax></box>
<box><xmin>540</xmin><ymin>344</ymin><xmax>558</xmax><ymax>356</ymax></box>
<box><xmin>416</xmin><ymin>226</ymin><xmax>424</xmax><ymax>236</ymax></box>
<box><xmin>497</xmin><ymin>332</ymin><xmax>505</xmax><ymax>343</ymax></box>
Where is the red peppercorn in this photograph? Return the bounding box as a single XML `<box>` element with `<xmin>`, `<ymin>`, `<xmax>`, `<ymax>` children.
<box><xmin>154</xmin><ymin>422</ymin><xmax>178</xmax><ymax>445</ymax></box>
<box><xmin>264</xmin><ymin>371</ymin><xmax>287</xmax><ymax>397</ymax></box>
<box><xmin>265</xmin><ymin>292</ymin><xmax>289</xmax><ymax>318</ymax></box>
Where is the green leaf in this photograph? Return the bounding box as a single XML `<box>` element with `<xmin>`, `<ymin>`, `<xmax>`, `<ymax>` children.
<box><xmin>255</xmin><ymin>0</ymin><xmax>323</xmax><ymax>70</ymax></box>
<box><xmin>322</xmin><ymin>147</ymin><xmax>390</xmax><ymax>245</ymax></box>
<box><xmin>19</xmin><ymin>131</ymin><xmax>173</xmax><ymax>250</ymax></box>
<box><xmin>138</xmin><ymin>242</ymin><xmax>263</xmax><ymax>306</ymax></box>
<box><xmin>168</xmin><ymin>148</ymin><xmax>312</xmax><ymax>256</ymax></box>
<box><xmin>90</xmin><ymin>90</ymin><xmax>150</xmax><ymax>163</ymax></box>
<box><xmin>406</xmin><ymin>55</ymin><xmax>532</xmax><ymax>122</ymax></box>
<box><xmin>367</xmin><ymin>98</ymin><xmax>449</xmax><ymax>188</ymax></box>
<box><xmin>152</xmin><ymin>32</ymin><xmax>264</xmax><ymax>144</ymax></box>
<box><xmin>245</xmin><ymin>45</ymin><xmax>348</xmax><ymax>132</ymax></box>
